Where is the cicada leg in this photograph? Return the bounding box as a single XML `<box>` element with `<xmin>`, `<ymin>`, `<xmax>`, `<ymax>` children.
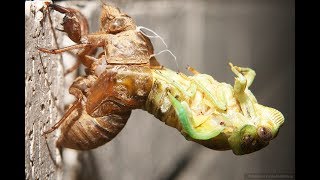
<box><xmin>42</xmin><ymin>98</ymin><xmax>82</xmax><ymax>135</ymax></box>
<box><xmin>41</xmin><ymin>77</ymin><xmax>87</xmax><ymax>168</ymax></box>
<box><xmin>60</xmin><ymin>47</ymin><xmax>98</xmax><ymax>76</ymax></box>
<box><xmin>186</xmin><ymin>66</ymin><xmax>200</xmax><ymax>75</ymax></box>
<box><xmin>38</xmin><ymin>3</ymin><xmax>103</xmax><ymax>68</ymax></box>
<box><xmin>229</xmin><ymin>63</ymin><xmax>257</xmax><ymax>118</ymax></box>
<box><xmin>48</xmin><ymin>4</ymin><xmax>89</xmax><ymax>43</ymax></box>
<box><xmin>42</xmin><ymin>75</ymin><xmax>97</xmax><ymax>135</ymax></box>
<box><xmin>37</xmin><ymin>43</ymin><xmax>97</xmax><ymax>67</ymax></box>
<box><xmin>186</xmin><ymin>66</ymin><xmax>226</xmax><ymax>111</ymax></box>
<box><xmin>64</xmin><ymin>60</ymin><xmax>81</xmax><ymax>76</ymax></box>
<box><xmin>229</xmin><ymin>63</ymin><xmax>248</xmax><ymax>93</ymax></box>
<box><xmin>167</xmin><ymin>92</ymin><xmax>224</xmax><ymax>140</ymax></box>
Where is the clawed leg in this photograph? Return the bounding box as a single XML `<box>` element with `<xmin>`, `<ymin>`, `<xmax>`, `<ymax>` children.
<box><xmin>42</xmin><ymin>75</ymin><xmax>96</xmax><ymax>135</ymax></box>
<box><xmin>64</xmin><ymin>60</ymin><xmax>81</xmax><ymax>76</ymax></box>
<box><xmin>39</xmin><ymin>3</ymin><xmax>102</xmax><ymax>68</ymax></box>
<box><xmin>42</xmin><ymin>98</ymin><xmax>82</xmax><ymax>135</ymax></box>
<box><xmin>37</xmin><ymin>43</ymin><xmax>99</xmax><ymax>68</ymax></box>
<box><xmin>37</xmin><ymin>33</ymin><xmax>111</xmax><ymax>68</ymax></box>
<box><xmin>37</xmin><ymin>43</ymin><xmax>91</xmax><ymax>54</ymax></box>
<box><xmin>40</xmin><ymin>3</ymin><xmax>91</xmax><ymax>54</ymax></box>
<box><xmin>62</xmin><ymin>46</ymin><xmax>98</xmax><ymax>75</ymax></box>
<box><xmin>48</xmin><ymin>3</ymin><xmax>89</xmax><ymax>43</ymax></box>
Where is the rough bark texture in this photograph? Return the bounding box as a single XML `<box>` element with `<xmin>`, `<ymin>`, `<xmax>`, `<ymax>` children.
<box><xmin>26</xmin><ymin>1</ymin><xmax>102</xmax><ymax>180</ymax></box>
<box><xmin>25</xmin><ymin>1</ymin><xmax>64</xmax><ymax>179</ymax></box>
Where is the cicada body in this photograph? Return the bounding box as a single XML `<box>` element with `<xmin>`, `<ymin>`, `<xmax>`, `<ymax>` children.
<box><xmin>39</xmin><ymin>2</ymin><xmax>284</xmax><ymax>155</ymax></box>
<box><xmin>144</xmin><ymin>65</ymin><xmax>284</xmax><ymax>155</ymax></box>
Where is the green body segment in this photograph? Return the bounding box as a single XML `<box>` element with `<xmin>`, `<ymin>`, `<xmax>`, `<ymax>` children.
<box><xmin>143</xmin><ymin>65</ymin><xmax>285</xmax><ymax>155</ymax></box>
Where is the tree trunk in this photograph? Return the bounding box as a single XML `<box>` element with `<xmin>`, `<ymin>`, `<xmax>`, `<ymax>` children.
<box><xmin>25</xmin><ymin>1</ymin><xmax>101</xmax><ymax>179</ymax></box>
<box><xmin>25</xmin><ymin>1</ymin><xmax>64</xmax><ymax>179</ymax></box>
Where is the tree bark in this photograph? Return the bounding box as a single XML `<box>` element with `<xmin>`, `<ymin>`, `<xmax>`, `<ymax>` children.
<box><xmin>25</xmin><ymin>1</ymin><xmax>65</xmax><ymax>179</ymax></box>
<box><xmin>25</xmin><ymin>1</ymin><xmax>101</xmax><ymax>179</ymax></box>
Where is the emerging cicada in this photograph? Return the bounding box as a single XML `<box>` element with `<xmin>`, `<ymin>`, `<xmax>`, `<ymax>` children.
<box><xmin>146</xmin><ymin>64</ymin><xmax>284</xmax><ymax>155</ymax></box>
<box><xmin>38</xmin><ymin>2</ymin><xmax>284</xmax><ymax>155</ymax></box>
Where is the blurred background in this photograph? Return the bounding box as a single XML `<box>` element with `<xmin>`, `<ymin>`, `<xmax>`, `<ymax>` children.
<box><xmin>59</xmin><ymin>0</ymin><xmax>295</xmax><ymax>179</ymax></box>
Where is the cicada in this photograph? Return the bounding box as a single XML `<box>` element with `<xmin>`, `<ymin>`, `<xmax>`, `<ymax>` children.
<box><xmin>38</xmin><ymin>2</ymin><xmax>284</xmax><ymax>155</ymax></box>
<box><xmin>145</xmin><ymin>64</ymin><xmax>284</xmax><ymax>155</ymax></box>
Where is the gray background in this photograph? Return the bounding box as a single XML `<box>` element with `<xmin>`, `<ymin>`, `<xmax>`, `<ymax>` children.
<box><xmin>59</xmin><ymin>0</ymin><xmax>295</xmax><ymax>179</ymax></box>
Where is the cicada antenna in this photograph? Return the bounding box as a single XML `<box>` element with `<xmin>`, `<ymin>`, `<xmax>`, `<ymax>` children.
<box><xmin>137</xmin><ymin>26</ymin><xmax>168</xmax><ymax>48</ymax></box>
<box><xmin>137</xmin><ymin>26</ymin><xmax>180</xmax><ymax>72</ymax></box>
<box><xmin>151</xmin><ymin>49</ymin><xmax>179</xmax><ymax>72</ymax></box>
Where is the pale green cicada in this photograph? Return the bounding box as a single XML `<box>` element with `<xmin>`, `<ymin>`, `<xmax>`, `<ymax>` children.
<box><xmin>144</xmin><ymin>63</ymin><xmax>284</xmax><ymax>155</ymax></box>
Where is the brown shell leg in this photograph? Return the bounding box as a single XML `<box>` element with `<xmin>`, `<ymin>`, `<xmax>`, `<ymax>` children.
<box><xmin>48</xmin><ymin>3</ymin><xmax>89</xmax><ymax>43</ymax></box>
<box><xmin>64</xmin><ymin>60</ymin><xmax>81</xmax><ymax>76</ymax></box>
<box><xmin>39</xmin><ymin>4</ymin><xmax>99</xmax><ymax>67</ymax></box>
<box><xmin>42</xmin><ymin>98</ymin><xmax>82</xmax><ymax>135</ymax></box>
<box><xmin>42</xmin><ymin>75</ymin><xmax>97</xmax><ymax>135</ymax></box>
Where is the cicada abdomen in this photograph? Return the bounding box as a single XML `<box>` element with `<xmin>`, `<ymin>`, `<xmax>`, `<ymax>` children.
<box><xmin>56</xmin><ymin>105</ymin><xmax>131</xmax><ymax>150</ymax></box>
<box><xmin>55</xmin><ymin>65</ymin><xmax>153</xmax><ymax>150</ymax></box>
<box><xmin>144</xmin><ymin>65</ymin><xmax>284</xmax><ymax>155</ymax></box>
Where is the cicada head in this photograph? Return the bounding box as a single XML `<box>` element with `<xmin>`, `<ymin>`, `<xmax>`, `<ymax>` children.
<box><xmin>228</xmin><ymin>105</ymin><xmax>284</xmax><ymax>155</ymax></box>
<box><xmin>100</xmin><ymin>3</ymin><xmax>136</xmax><ymax>34</ymax></box>
<box><xmin>228</xmin><ymin>125</ymin><xmax>269</xmax><ymax>155</ymax></box>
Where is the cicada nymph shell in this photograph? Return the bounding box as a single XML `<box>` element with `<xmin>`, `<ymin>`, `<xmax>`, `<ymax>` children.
<box><xmin>41</xmin><ymin>3</ymin><xmax>156</xmax><ymax>150</ymax></box>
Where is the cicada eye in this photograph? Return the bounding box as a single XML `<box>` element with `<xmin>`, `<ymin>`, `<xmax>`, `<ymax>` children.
<box><xmin>242</xmin><ymin>134</ymin><xmax>254</xmax><ymax>145</ymax></box>
<box><xmin>257</xmin><ymin>127</ymin><xmax>273</xmax><ymax>142</ymax></box>
<box><xmin>108</xmin><ymin>18</ymin><xmax>126</xmax><ymax>33</ymax></box>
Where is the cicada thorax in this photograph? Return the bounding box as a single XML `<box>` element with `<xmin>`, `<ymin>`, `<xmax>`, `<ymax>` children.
<box><xmin>56</xmin><ymin>65</ymin><xmax>153</xmax><ymax>150</ymax></box>
<box><xmin>104</xmin><ymin>30</ymin><xmax>155</xmax><ymax>65</ymax></box>
<box><xmin>97</xmin><ymin>3</ymin><xmax>157</xmax><ymax>65</ymax></box>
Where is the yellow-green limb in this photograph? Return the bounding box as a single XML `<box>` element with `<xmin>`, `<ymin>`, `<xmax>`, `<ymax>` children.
<box><xmin>192</xmin><ymin>79</ymin><xmax>226</xmax><ymax>111</ymax></box>
<box><xmin>154</xmin><ymin>70</ymin><xmax>193</xmax><ymax>97</ymax></box>
<box><xmin>167</xmin><ymin>92</ymin><xmax>224</xmax><ymax>140</ymax></box>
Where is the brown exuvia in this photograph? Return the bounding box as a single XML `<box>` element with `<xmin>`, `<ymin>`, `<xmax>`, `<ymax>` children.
<box><xmin>39</xmin><ymin>2</ymin><xmax>158</xmax><ymax>150</ymax></box>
